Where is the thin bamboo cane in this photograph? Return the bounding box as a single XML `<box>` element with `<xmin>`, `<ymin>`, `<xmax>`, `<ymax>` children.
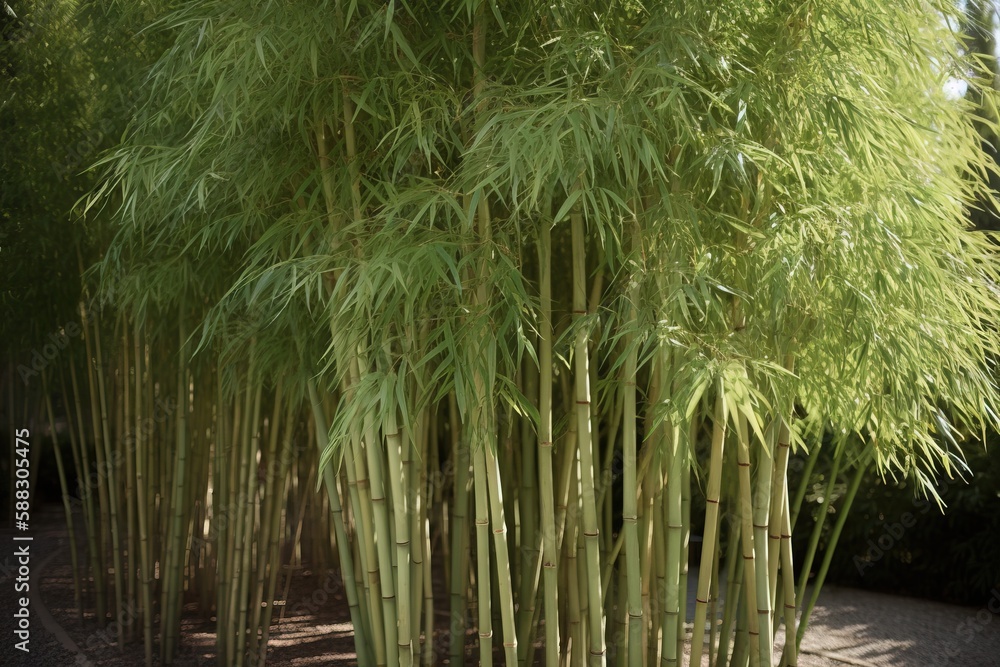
<box><xmin>794</xmin><ymin>444</ymin><xmax>843</xmax><ymax>612</ymax></box>
<box><xmin>796</xmin><ymin>456</ymin><xmax>869</xmax><ymax>648</ymax></box>
<box><xmin>92</xmin><ymin>312</ymin><xmax>125</xmax><ymax>648</ymax></box>
<box><xmin>689</xmin><ymin>391</ymin><xmax>727</xmax><ymax>667</ymax></box>
<box><xmin>306</xmin><ymin>379</ymin><xmax>372</xmax><ymax>665</ymax></box>
<box><xmin>133</xmin><ymin>322</ymin><xmax>154</xmax><ymax>666</ymax></box>
<box><xmin>358</xmin><ymin>393</ymin><xmax>400</xmax><ymax>666</ymax></box>
<box><xmin>57</xmin><ymin>364</ymin><xmax>88</xmax><ymax>624</ymax></box>
<box><xmin>570</xmin><ymin>204</ymin><xmax>606</xmax><ymax>667</ymax></box>
<box><xmin>162</xmin><ymin>308</ymin><xmax>191</xmax><ymax>664</ymax></box>
<box><xmin>385</xmin><ymin>395</ymin><xmax>414</xmax><ymax>665</ymax></box>
<box><xmin>717</xmin><ymin>517</ymin><xmax>742</xmax><ymax>667</ymax></box>
<box><xmin>536</xmin><ymin>210</ymin><xmax>561</xmax><ymax>667</ymax></box>
<box><xmin>665</xmin><ymin>420</ymin><xmax>684</xmax><ymax>667</ymax></box>
<box><xmin>257</xmin><ymin>402</ymin><xmax>295</xmax><ymax>666</ymax></box>
<box><xmin>122</xmin><ymin>325</ymin><xmax>139</xmax><ymax>644</ymax></box>
<box><xmin>449</xmin><ymin>392</ymin><xmax>471</xmax><ymax>665</ymax></box>
<box><xmin>78</xmin><ymin>303</ymin><xmax>110</xmax><ymax>627</ymax></box>
<box><xmin>777</xmin><ymin>485</ymin><xmax>797</xmax><ymax>667</ymax></box>
<box><xmin>734</xmin><ymin>414</ymin><xmax>762</xmax><ymax>667</ymax></box>
<box><xmin>473</xmin><ymin>441</ymin><xmax>494</xmax><ymax>665</ymax></box>
<box><xmin>249</xmin><ymin>382</ymin><xmax>284</xmax><ymax>657</ymax></box>
<box><xmin>42</xmin><ymin>372</ymin><xmax>83</xmax><ymax>623</ymax></box>
<box><xmin>621</xmin><ymin>219</ymin><xmax>642</xmax><ymax>667</ymax></box>
<box><xmin>485</xmin><ymin>445</ymin><xmax>518</xmax><ymax>666</ymax></box>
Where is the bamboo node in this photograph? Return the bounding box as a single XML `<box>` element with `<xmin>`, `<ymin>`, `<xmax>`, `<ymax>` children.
<box><xmin>706</xmin><ymin>499</ymin><xmax>719</xmax><ymax>505</ymax></box>
<box><xmin>575</xmin><ymin>400</ymin><xmax>591</xmax><ymax>405</ymax></box>
<box><xmin>478</xmin><ymin>632</ymin><xmax>493</xmax><ymax>639</ymax></box>
<box><xmin>583</xmin><ymin>530</ymin><xmax>599</xmax><ymax>537</ymax></box>
<box><xmin>743</xmin><ymin>555</ymin><xmax>754</xmax><ymax>560</ymax></box>
<box><xmin>738</xmin><ymin>462</ymin><xmax>750</xmax><ymax>467</ymax></box>
<box><xmin>753</xmin><ymin>523</ymin><xmax>768</xmax><ymax>529</ymax></box>
<box><xmin>695</xmin><ymin>598</ymin><xmax>709</xmax><ymax>604</ymax></box>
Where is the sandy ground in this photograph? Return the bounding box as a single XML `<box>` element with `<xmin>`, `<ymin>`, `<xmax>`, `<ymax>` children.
<box><xmin>3</xmin><ymin>506</ymin><xmax>998</xmax><ymax>666</ymax></box>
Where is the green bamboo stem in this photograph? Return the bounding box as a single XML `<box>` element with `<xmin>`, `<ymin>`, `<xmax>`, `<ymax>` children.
<box><xmin>358</xmin><ymin>377</ymin><xmax>400</xmax><ymax>667</ymax></box>
<box><xmin>664</xmin><ymin>420</ymin><xmax>684</xmax><ymax>667</ymax></box>
<box><xmin>717</xmin><ymin>517</ymin><xmax>742</xmax><ymax>667</ymax></box>
<box><xmin>229</xmin><ymin>368</ymin><xmax>261</xmax><ymax>666</ymax></box>
<box><xmin>257</xmin><ymin>401</ymin><xmax>296</xmax><ymax>666</ymax></box>
<box><xmin>796</xmin><ymin>456</ymin><xmax>869</xmax><ymax>648</ymax></box>
<box><xmin>473</xmin><ymin>442</ymin><xmax>494</xmax><ymax>665</ymax></box>
<box><xmin>536</xmin><ymin>216</ymin><xmax>560</xmax><ymax>667</ymax></box>
<box><xmin>622</xmin><ymin>220</ymin><xmax>643</xmax><ymax>667</ymax></box>
<box><xmin>306</xmin><ymin>379</ymin><xmax>371</xmax><ymax>664</ymax></box>
<box><xmin>42</xmin><ymin>372</ymin><xmax>82</xmax><ymax>624</ymax></box>
<box><xmin>794</xmin><ymin>444</ymin><xmax>844</xmax><ymax>612</ymax></box>
<box><xmin>78</xmin><ymin>303</ymin><xmax>110</xmax><ymax>628</ymax></box>
<box><xmin>570</xmin><ymin>199</ymin><xmax>606</xmax><ymax>666</ymax></box>
<box><xmin>485</xmin><ymin>445</ymin><xmax>519</xmax><ymax>666</ymax></box>
<box><xmin>789</xmin><ymin>442</ymin><xmax>821</xmax><ymax>533</ymax></box>
<box><xmin>449</xmin><ymin>392</ymin><xmax>472</xmax><ymax>665</ymax></box>
<box><xmin>122</xmin><ymin>326</ymin><xmax>138</xmax><ymax>643</ymax></box>
<box><xmin>689</xmin><ymin>391</ymin><xmax>727</xmax><ymax>667</ymax></box>
<box><xmin>132</xmin><ymin>322</ymin><xmax>153</xmax><ymax>666</ymax></box>
<box><xmin>384</xmin><ymin>394</ymin><xmax>414</xmax><ymax>666</ymax></box>
<box><xmin>777</xmin><ymin>486</ymin><xmax>797</xmax><ymax>667</ymax></box>
<box><xmin>91</xmin><ymin>312</ymin><xmax>125</xmax><ymax>648</ymax></box>
<box><xmin>59</xmin><ymin>362</ymin><xmax>91</xmax><ymax>624</ymax></box>
<box><xmin>735</xmin><ymin>414</ymin><xmax>762</xmax><ymax>667</ymax></box>
<box><xmin>249</xmin><ymin>384</ymin><xmax>284</xmax><ymax>656</ymax></box>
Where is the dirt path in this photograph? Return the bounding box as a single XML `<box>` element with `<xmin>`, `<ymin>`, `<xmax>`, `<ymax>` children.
<box><xmin>7</xmin><ymin>506</ymin><xmax>999</xmax><ymax>666</ymax></box>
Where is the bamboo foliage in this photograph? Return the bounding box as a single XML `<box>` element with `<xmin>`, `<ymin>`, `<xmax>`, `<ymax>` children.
<box><xmin>6</xmin><ymin>1</ymin><xmax>1000</xmax><ymax>667</ymax></box>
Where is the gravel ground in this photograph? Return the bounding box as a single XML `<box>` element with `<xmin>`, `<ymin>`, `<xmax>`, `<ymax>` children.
<box><xmin>4</xmin><ymin>506</ymin><xmax>998</xmax><ymax>666</ymax></box>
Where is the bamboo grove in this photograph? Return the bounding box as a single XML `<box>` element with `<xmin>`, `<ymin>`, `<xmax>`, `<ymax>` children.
<box><xmin>6</xmin><ymin>1</ymin><xmax>1000</xmax><ymax>666</ymax></box>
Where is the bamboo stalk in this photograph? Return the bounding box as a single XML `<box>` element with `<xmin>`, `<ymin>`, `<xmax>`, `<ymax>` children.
<box><xmin>449</xmin><ymin>392</ymin><xmax>471</xmax><ymax>665</ymax></box>
<box><xmin>536</xmin><ymin>211</ymin><xmax>560</xmax><ymax>666</ymax></box>
<box><xmin>796</xmin><ymin>456</ymin><xmax>869</xmax><ymax>648</ymax></box>
<box><xmin>42</xmin><ymin>372</ymin><xmax>83</xmax><ymax>623</ymax></box>
<box><xmin>570</xmin><ymin>197</ymin><xmax>606</xmax><ymax>667</ymax></box>
<box><xmin>689</xmin><ymin>391</ymin><xmax>727</xmax><ymax>667</ymax></box>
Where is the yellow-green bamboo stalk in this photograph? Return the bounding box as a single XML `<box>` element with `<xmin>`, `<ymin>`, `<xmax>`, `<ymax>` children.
<box><xmin>664</xmin><ymin>420</ymin><xmax>684</xmax><ymax>667</ymax></box>
<box><xmin>42</xmin><ymin>372</ymin><xmax>82</xmax><ymax>622</ymax></box>
<box><xmin>257</xmin><ymin>401</ymin><xmax>296</xmax><ymax>666</ymax></box>
<box><xmin>384</xmin><ymin>395</ymin><xmax>414</xmax><ymax>665</ymax></box>
<box><xmin>133</xmin><ymin>322</ymin><xmax>154</xmax><ymax>666</ymax></box>
<box><xmin>357</xmin><ymin>370</ymin><xmax>400</xmax><ymax>667</ymax></box>
<box><xmin>306</xmin><ymin>379</ymin><xmax>372</xmax><ymax>664</ymax></box>
<box><xmin>794</xmin><ymin>444</ymin><xmax>843</xmax><ymax>612</ymax></box>
<box><xmin>621</xmin><ymin>220</ymin><xmax>642</xmax><ymax>667</ymax></box>
<box><xmin>122</xmin><ymin>326</ymin><xmax>138</xmax><ymax>644</ymax></box>
<box><xmin>449</xmin><ymin>392</ymin><xmax>471</xmax><ymax>666</ymax></box>
<box><xmin>536</xmin><ymin>215</ymin><xmax>561</xmax><ymax>667</ymax></box>
<box><xmin>690</xmin><ymin>391</ymin><xmax>727</xmax><ymax>667</ymax></box>
<box><xmin>735</xmin><ymin>414</ymin><xmax>763</xmax><ymax>667</ymax></box>
<box><xmin>78</xmin><ymin>304</ymin><xmax>110</xmax><ymax>628</ymax></box>
<box><xmin>91</xmin><ymin>312</ymin><xmax>125</xmax><ymax>648</ymax></box>
<box><xmin>472</xmin><ymin>441</ymin><xmax>494</xmax><ymax>665</ymax></box>
<box><xmin>570</xmin><ymin>200</ymin><xmax>606</xmax><ymax>666</ymax></box>
<box><xmin>778</xmin><ymin>486</ymin><xmax>797</xmax><ymax>667</ymax></box>
<box><xmin>485</xmin><ymin>445</ymin><xmax>518</xmax><ymax>666</ymax></box>
<box><xmin>796</xmin><ymin>457</ymin><xmax>869</xmax><ymax>648</ymax></box>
